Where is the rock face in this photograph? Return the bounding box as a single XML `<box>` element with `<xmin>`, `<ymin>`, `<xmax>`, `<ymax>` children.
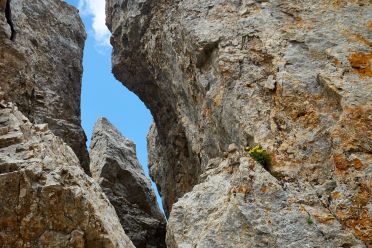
<box><xmin>107</xmin><ymin>0</ymin><xmax>371</xmax><ymax>247</ymax></box>
<box><xmin>90</xmin><ymin>118</ymin><xmax>166</xmax><ymax>248</ymax></box>
<box><xmin>0</xmin><ymin>0</ymin><xmax>89</xmax><ymax>172</ymax></box>
<box><xmin>167</xmin><ymin>149</ymin><xmax>366</xmax><ymax>248</ymax></box>
<box><xmin>0</xmin><ymin>99</ymin><xmax>134</xmax><ymax>247</ymax></box>
<box><xmin>1</xmin><ymin>0</ymin><xmax>172</xmax><ymax>247</ymax></box>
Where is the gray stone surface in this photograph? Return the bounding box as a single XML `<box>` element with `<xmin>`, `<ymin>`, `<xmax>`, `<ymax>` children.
<box><xmin>167</xmin><ymin>148</ymin><xmax>366</xmax><ymax>248</ymax></box>
<box><xmin>107</xmin><ymin>0</ymin><xmax>371</xmax><ymax>246</ymax></box>
<box><xmin>90</xmin><ymin>118</ymin><xmax>166</xmax><ymax>248</ymax></box>
<box><xmin>0</xmin><ymin>0</ymin><xmax>89</xmax><ymax>173</ymax></box>
<box><xmin>0</xmin><ymin>99</ymin><xmax>134</xmax><ymax>247</ymax></box>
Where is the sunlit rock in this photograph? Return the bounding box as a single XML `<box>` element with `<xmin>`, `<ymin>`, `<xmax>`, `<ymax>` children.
<box><xmin>107</xmin><ymin>0</ymin><xmax>371</xmax><ymax>246</ymax></box>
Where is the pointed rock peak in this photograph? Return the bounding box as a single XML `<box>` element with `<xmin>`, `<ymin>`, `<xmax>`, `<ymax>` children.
<box><xmin>92</xmin><ymin>117</ymin><xmax>136</xmax><ymax>153</ymax></box>
<box><xmin>93</xmin><ymin>117</ymin><xmax>121</xmax><ymax>137</ymax></box>
<box><xmin>89</xmin><ymin>117</ymin><xmax>166</xmax><ymax>248</ymax></box>
<box><xmin>90</xmin><ymin>117</ymin><xmax>143</xmax><ymax>178</ymax></box>
<box><xmin>93</xmin><ymin>117</ymin><xmax>114</xmax><ymax>132</ymax></box>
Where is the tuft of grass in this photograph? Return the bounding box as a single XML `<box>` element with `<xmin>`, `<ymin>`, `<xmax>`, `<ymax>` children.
<box><xmin>245</xmin><ymin>145</ymin><xmax>271</xmax><ymax>169</ymax></box>
<box><xmin>307</xmin><ymin>214</ymin><xmax>314</xmax><ymax>225</ymax></box>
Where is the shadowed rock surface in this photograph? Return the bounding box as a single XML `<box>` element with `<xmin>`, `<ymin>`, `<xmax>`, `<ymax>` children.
<box><xmin>0</xmin><ymin>1</ymin><xmax>136</xmax><ymax>246</ymax></box>
<box><xmin>107</xmin><ymin>0</ymin><xmax>371</xmax><ymax>247</ymax></box>
<box><xmin>1</xmin><ymin>0</ymin><xmax>167</xmax><ymax>247</ymax></box>
<box><xmin>0</xmin><ymin>0</ymin><xmax>89</xmax><ymax>173</ymax></box>
<box><xmin>90</xmin><ymin>118</ymin><xmax>166</xmax><ymax>248</ymax></box>
<box><xmin>0</xmin><ymin>97</ymin><xmax>134</xmax><ymax>247</ymax></box>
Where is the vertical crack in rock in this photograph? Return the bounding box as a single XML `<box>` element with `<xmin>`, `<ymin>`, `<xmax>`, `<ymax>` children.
<box><xmin>5</xmin><ymin>0</ymin><xmax>16</xmax><ymax>41</ymax></box>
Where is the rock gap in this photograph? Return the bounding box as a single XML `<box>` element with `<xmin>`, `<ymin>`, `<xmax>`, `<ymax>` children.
<box><xmin>5</xmin><ymin>0</ymin><xmax>16</xmax><ymax>41</ymax></box>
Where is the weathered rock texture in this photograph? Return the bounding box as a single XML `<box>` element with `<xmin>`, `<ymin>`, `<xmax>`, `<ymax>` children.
<box><xmin>0</xmin><ymin>0</ymin><xmax>89</xmax><ymax>172</ymax></box>
<box><xmin>107</xmin><ymin>0</ymin><xmax>371</xmax><ymax>247</ymax></box>
<box><xmin>167</xmin><ymin>148</ymin><xmax>366</xmax><ymax>247</ymax></box>
<box><xmin>90</xmin><ymin>117</ymin><xmax>166</xmax><ymax>248</ymax></box>
<box><xmin>0</xmin><ymin>99</ymin><xmax>134</xmax><ymax>247</ymax></box>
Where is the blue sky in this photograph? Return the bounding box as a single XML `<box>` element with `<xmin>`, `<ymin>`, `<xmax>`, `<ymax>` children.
<box><xmin>64</xmin><ymin>0</ymin><xmax>163</xmax><ymax>212</ymax></box>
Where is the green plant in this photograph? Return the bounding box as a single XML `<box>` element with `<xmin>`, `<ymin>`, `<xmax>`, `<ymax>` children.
<box><xmin>307</xmin><ymin>213</ymin><xmax>313</xmax><ymax>225</ymax></box>
<box><xmin>245</xmin><ymin>145</ymin><xmax>271</xmax><ymax>169</ymax></box>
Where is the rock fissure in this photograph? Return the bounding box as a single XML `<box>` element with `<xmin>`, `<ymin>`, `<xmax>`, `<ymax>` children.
<box><xmin>5</xmin><ymin>0</ymin><xmax>15</xmax><ymax>41</ymax></box>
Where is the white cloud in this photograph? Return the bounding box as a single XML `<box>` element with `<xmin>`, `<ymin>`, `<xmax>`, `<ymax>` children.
<box><xmin>78</xmin><ymin>0</ymin><xmax>111</xmax><ymax>47</ymax></box>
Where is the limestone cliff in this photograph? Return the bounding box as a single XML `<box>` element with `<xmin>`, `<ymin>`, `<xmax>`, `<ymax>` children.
<box><xmin>90</xmin><ymin>118</ymin><xmax>166</xmax><ymax>248</ymax></box>
<box><xmin>0</xmin><ymin>0</ymin><xmax>89</xmax><ymax>172</ymax></box>
<box><xmin>107</xmin><ymin>0</ymin><xmax>371</xmax><ymax>247</ymax></box>
<box><xmin>0</xmin><ymin>1</ymin><xmax>137</xmax><ymax>246</ymax></box>
<box><xmin>0</xmin><ymin>98</ymin><xmax>134</xmax><ymax>247</ymax></box>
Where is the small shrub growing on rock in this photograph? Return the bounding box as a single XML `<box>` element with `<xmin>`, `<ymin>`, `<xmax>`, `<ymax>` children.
<box><xmin>245</xmin><ymin>145</ymin><xmax>271</xmax><ymax>169</ymax></box>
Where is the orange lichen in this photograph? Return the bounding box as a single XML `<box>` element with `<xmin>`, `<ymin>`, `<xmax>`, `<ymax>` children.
<box><xmin>333</xmin><ymin>58</ymin><xmax>341</xmax><ymax>66</ymax></box>
<box><xmin>368</xmin><ymin>21</ymin><xmax>372</xmax><ymax>31</ymax></box>
<box><xmin>350</xmin><ymin>34</ymin><xmax>372</xmax><ymax>47</ymax></box>
<box><xmin>331</xmin><ymin>107</ymin><xmax>372</xmax><ymax>153</ymax></box>
<box><xmin>333</xmin><ymin>154</ymin><xmax>350</xmax><ymax>171</ymax></box>
<box><xmin>348</xmin><ymin>52</ymin><xmax>372</xmax><ymax>77</ymax></box>
<box><xmin>260</xmin><ymin>185</ymin><xmax>268</xmax><ymax>193</ymax></box>
<box><xmin>331</xmin><ymin>191</ymin><xmax>341</xmax><ymax>199</ymax></box>
<box><xmin>346</xmin><ymin>208</ymin><xmax>372</xmax><ymax>241</ymax></box>
<box><xmin>231</xmin><ymin>185</ymin><xmax>251</xmax><ymax>196</ymax></box>
<box><xmin>335</xmin><ymin>185</ymin><xmax>372</xmax><ymax>243</ymax></box>
<box><xmin>353</xmin><ymin>158</ymin><xmax>364</xmax><ymax>170</ymax></box>
<box><xmin>299</xmin><ymin>110</ymin><xmax>319</xmax><ymax>127</ymax></box>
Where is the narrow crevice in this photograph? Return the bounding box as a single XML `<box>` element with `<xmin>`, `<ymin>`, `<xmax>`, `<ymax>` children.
<box><xmin>5</xmin><ymin>0</ymin><xmax>16</xmax><ymax>41</ymax></box>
